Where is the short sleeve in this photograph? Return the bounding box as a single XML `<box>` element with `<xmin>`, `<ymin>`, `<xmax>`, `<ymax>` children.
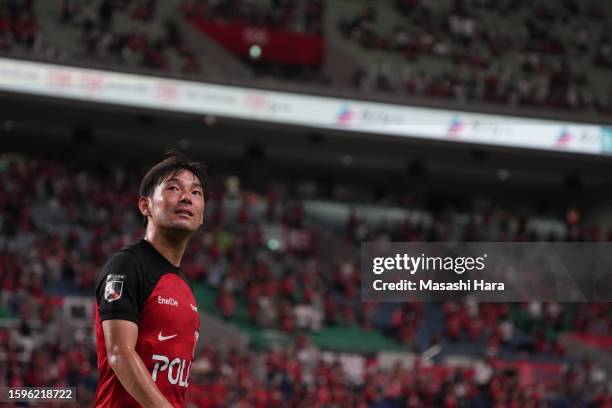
<box><xmin>95</xmin><ymin>251</ymin><xmax>143</xmax><ymax>324</ymax></box>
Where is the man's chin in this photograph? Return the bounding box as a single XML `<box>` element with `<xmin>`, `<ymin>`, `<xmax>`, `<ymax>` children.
<box><xmin>162</xmin><ymin>222</ymin><xmax>199</xmax><ymax>235</ymax></box>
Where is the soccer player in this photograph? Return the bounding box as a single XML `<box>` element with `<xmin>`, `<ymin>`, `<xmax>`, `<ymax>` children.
<box><xmin>93</xmin><ymin>152</ymin><xmax>206</xmax><ymax>407</ymax></box>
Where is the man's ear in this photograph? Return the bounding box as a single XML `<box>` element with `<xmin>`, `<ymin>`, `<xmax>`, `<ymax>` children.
<box><xmin>138</xmin><ymin>196</ymin><xmax>152</xmax><ymax>218</ymax></box>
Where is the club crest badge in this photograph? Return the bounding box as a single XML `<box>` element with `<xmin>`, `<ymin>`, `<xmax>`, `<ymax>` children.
<box><xmin>104</xmin><ymin>274</ymin><xmax>125</xmax><ymax>302</ymax></box>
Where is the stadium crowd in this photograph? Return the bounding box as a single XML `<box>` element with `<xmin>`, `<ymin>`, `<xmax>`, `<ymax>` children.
<box><xmin>0</xmin><ymin>0</ymin><xmax>40</xmax><ymax>52</ymax></box>
<box><xmin>341</xmin><ymin>0</ymin><xmax>612</xmax><ymax>113</ymax></box>
<box><xmin>186</xmin><ymin>339</ymin><xmax>611</xmax><ymax>407</ymax></box>
<box><xmin>60</xmin><ymin>0</ymin><xmax>203</xmax><ymax>73</ymax></box>
<box><xmin>0</xmin><ymin>154</ymin><xmax>611</xmax><ymax>406</ymax></box>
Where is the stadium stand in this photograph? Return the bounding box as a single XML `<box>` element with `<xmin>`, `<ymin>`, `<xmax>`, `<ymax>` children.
<box><xmin>1</xmin><ymin>1</ymin><xmax>612</xmax><ymax>407</ymax></box>
<box><xmin>334</xmin><ymin>0</ymin><xmax>612</xmax><ymax>113</ymax></box>
<box><xmin>0</xmin><ymin>154</ymin><xmax>611</xmax><ymax>406</ymax></box>
<box><xmin>1</xmin><ymin>0</ymin><xmax>611</xmax><ymax>114</ymax></box>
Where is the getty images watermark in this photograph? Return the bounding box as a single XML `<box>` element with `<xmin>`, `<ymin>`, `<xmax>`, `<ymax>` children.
<box><xmin>372</xmin><ymin>252</ymin><xmax>499</xmax><ymax>292</ymax></box>
<box><xmin>361</xmin><ymin>242</ymin><xmax>612</xmax><ymax>302</ymax></box>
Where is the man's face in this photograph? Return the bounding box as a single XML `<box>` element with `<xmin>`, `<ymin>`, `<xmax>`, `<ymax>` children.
<box><xmin>144</xmin><ymin>170</ymin><xmax>205</xmax><ymax>234</ymax></box>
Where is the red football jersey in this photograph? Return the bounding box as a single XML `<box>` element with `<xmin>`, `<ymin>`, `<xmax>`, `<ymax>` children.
<box><xmin>94</xmin><ymin>239</ymin><xmax>200</xmax><ymax>408</ymax></box>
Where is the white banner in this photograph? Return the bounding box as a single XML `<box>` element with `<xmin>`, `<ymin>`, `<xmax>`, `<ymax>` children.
<box><xmin>0</xmin><ymin>57</ymin><xmax>608</xmax><ymax>155</ymax></box>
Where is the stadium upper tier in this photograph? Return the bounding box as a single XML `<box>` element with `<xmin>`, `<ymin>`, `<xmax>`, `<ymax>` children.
<box><xmin>335</xmin><ymin>0</ymin><xmax>612</xmax><ymax>114</ymax></box>
<box><xmin>0</xmin><ymin>0</ymin><xmax>611</xmax><ymax>118</ymax></box>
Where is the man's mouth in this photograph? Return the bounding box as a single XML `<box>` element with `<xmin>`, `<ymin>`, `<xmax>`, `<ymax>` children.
<box><xmin>175</xmin><ymin>209</ymin><xmax>194</xmax><ymax>217</ymax></box>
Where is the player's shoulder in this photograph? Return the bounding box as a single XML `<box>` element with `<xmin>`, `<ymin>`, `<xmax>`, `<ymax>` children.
<box><xmin>104</xmin><ymin>240</ymin><xmax>147</xmax><ymax>270</ymax></box>
<box><xmin>96</xmin><ymin>240</ymin><xmax>147</xmax><ymax>288</ymax></box>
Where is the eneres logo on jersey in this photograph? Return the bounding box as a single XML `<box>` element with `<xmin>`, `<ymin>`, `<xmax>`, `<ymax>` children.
<box><xmin>104</xmin><ymin>274</ymin><xmax>125</xmax><ymax>302</ymax></box>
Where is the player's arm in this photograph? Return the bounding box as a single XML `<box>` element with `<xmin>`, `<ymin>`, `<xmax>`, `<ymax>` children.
<box><xmin>96</xmin><ymin>252</ymin><xmax>172</xmax><ymax>407</ymax></box>
<box><xmin>102</xmin><ymin>319</ymin><xmax>173</xmax><ymax>408</ymax></box>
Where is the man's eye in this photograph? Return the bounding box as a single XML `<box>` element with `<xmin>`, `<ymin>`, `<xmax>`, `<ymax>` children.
<box><xmin>193</xmin><ymin>191</ymin><xmax>202</xmax><ymax>196</ymax></box>
<box><xmin>168</xmin><ymin>186</ymin><xmax>179</xmax><ymax>191</ymax></box>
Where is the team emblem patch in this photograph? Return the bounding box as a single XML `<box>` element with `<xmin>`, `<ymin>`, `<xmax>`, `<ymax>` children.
<box><xmin>104</xmin><ymin>274</ymin><xmax>125</xmax><ymax>302</ymax></box>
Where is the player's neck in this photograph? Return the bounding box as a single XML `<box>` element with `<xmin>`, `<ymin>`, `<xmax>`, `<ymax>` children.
<box><xmin>144</xmin><ymin>229</ymin><xmax>188</xmax><ymax>268</ymax></box>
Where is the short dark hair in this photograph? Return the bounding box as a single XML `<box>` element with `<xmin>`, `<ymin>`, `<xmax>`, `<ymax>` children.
<box><xmin>139</xmin><ymin>150</ymin><xmax>208</xmax><ymax>225</ymax></box>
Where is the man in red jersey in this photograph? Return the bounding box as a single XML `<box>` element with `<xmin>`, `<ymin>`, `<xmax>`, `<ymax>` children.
<box><xmin>94</xmin><ymin>151</ymin><xmax>206</xmax><ymax>407</ymax></box>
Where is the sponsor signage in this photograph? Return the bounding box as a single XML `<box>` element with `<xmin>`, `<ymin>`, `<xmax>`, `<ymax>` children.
<box><xmin>0</xmin><ymin>57</ymin><xmax>608</xmax><ymax>156</ymax></box>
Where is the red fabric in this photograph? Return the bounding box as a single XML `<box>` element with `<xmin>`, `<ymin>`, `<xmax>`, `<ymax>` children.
<box><xmin>190</xmin><ymin>18</ymin><xmax>323</xmax><ymax>66</ymax></box>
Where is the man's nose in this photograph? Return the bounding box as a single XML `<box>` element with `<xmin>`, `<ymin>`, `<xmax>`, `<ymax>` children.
<box><xmin>179</xmin><ymin>190</ymin><xmax>192</xmax><ymax>204</ymax></box>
